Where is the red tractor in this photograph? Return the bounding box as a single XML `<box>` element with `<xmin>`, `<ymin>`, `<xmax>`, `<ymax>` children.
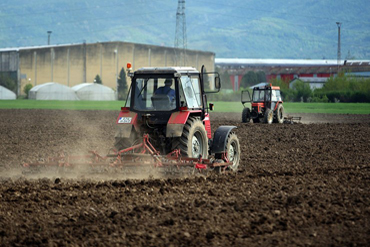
<box><xmin>241</xmin><ymin>84</ymin><xmax>284</xmax><ymax>124</ymax></box>
<box><xmin>114</xmin><ymin>64</ymin><xmax>241</xmax><ymax>170</ymax></box>
<box><xmin>23</xmin><ymin>65</ymin><xmax>240</xmax><ymax>173</ymax></box>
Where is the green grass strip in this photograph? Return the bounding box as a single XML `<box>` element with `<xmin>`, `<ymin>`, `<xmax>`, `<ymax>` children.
<box><xmin>211</xmin><ymin>102</ymin><xmax>370</xmax><ymax>114</ymax></box>
<box><xmin>0</xmin><ymin>99</ymin><xmax>125</xmax><ymax>110</ymax></box>
<box><xmin>0</xmin><ymin>100</ymin><xmax>369</xmax><ymax>114</ymax></box>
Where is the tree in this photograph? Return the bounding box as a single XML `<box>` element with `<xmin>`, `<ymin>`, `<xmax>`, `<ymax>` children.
<box><xmin>117</xmin><ymin>68</ymin><xmax>128</xmax><ymax>100</ymax></box>
<box><xmin>256</xmin><ymin>71</ymin><xmax>266</xmax><ymax>83</ymax></box>
<box><xmin>23</xmin><ymin>83</ymin><xmax>33</xmax><ymax>99</ymax></box>
<box><xmin>291</xmin><ymin>80</ymin><xmax>312</xmax><ymax>102</ymax></box>
<box><xmin>0</xmin><ymin>74</ymin><xmax>17</xmax><ymax>92</ymax></box>
<box><xmin>270</xmin><ymin>77</ymin><xmax>294</xmax><ymax>101</ymax></box>
<box><xmin>94</xmin><ymin>75</ymin><xmax>102</xmax><ymax>84</ymax></box>
<box><xmin>240</xmin><ymin>71</ymin><xmax>258</xmax><ymax>88</ymax></box>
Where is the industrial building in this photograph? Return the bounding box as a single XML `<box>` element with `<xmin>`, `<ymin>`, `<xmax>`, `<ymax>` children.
<box><xmin>0</xmin><ymin>41</ymin><xmax>215</xmax><ymax>97</ymax></box>
<box><xmin>216</xmin><ymin>58</ymin><xmax>370</xmax><ymax>90</ymax></box>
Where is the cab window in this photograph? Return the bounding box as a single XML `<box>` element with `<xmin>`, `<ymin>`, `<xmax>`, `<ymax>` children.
<box><xmin>180</xmin><ymin>75</ymin><xmax>202</xmax><ymax>108</ymax></box>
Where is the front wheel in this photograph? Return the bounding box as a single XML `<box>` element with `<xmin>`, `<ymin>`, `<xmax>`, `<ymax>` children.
<box><xmin>242</xmin><ymin>107</ymin><xmax>251</xmax><ymax>123</ymax></box>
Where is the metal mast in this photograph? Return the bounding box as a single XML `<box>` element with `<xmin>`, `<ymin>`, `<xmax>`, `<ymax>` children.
<box><xmin>47</xmin><ymin>31</ymin><xmax>52</xmax><ymax>45</ymax></box>
<box><xmin>336</xmin><ymin>22</ymin><xmax>341</xmax><ymax>73</ymax></box>
<box><xmin>174</xmin><ymin>0</ymin><xmax>187</xmax><ymax>66</ymax></box>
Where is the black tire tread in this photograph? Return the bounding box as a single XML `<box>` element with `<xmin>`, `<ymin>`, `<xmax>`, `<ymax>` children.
<box><xmin>175</xmin><ymin>117</ymin><xmax>208</xmax><ymax>158</ymax></box>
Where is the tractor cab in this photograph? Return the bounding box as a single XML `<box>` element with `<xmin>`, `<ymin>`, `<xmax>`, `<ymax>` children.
<box><xmin>123</xmin><ymin>67</ymin><xmax>211</xmax><ymax>128</ymax></box>
<box><xmin>250</xmin><ymin>85</ymin><xmax>282</xmax><ymax>110</ymax></box>
<box><xmin>125</xmin><ymin>68</ymin><xmax>204</xmax><ymax>114</ymax></box>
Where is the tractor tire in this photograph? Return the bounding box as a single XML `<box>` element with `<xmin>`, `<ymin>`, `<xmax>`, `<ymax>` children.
<box><xmin>276</xmin><ymin>104</ymin><xmax>284</xmax><ymax>124</ymax></box>
<box><xmin>215</xmin><ymin>132</ymin><xmax>240</xmax><ymax>171</ymax></box>
<box><xmin>264</xmin><ymin>108</ymin><xmax>273</xmax><ymax>124</ymax></box>
<box><xmin>175</xmin><ymin>117</ymin><xmax>209</xmax><ymax>159</ymax></box>
<box><xmin>242</xmin><ymin>107</ymin><xmax>251</xmax><ymax>123</ymax></box>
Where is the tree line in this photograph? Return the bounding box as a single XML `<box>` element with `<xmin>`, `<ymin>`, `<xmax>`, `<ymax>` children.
<box><xmin>210</xmin><ymin>69</ymin><xmax>370</xmax><ymax>103</ymax></box>
<box><xmin>271</xmin><ymin>73</ymin><xmax>370</xmax><ymax>103</ymax></box>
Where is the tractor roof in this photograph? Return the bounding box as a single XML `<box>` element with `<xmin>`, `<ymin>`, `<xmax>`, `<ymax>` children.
<box><xmin>134</xmin><ymin>67</ymin><xmax>199</xmax><ymax>75</ymax></box>
<box><xmin>254</xmin><ymin>84</ymin><xmax>280</xmax><ymax>90</ymax></box>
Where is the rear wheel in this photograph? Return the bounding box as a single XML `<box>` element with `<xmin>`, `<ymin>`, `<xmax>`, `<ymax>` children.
<box><xmin>242</xmin><ymin>107</ymin><xmax>251</xmax><ymax>123</ymax></box>
<box><xmin>175</xmin><ymin>117</ymin><xmax>209</xmax><ymax>159</ymax></box>
<box><xmin>225</xmin><ymin>133</ymin><xmax>240</xmax><ymax>171</ymax></box>
<box><xmin>276</xmin><ymin>104</ymin><xmax>284</xmax><ymax>124</ymax></box>
<box><xmin>264</xmin><ymin>108</ymin><xmax>273</xmax><ymax>124</ymax></box>
<box><xmin>215</xmin><ymin>132</ymin><xmax>240</xmax><ymax>171</ymax></box>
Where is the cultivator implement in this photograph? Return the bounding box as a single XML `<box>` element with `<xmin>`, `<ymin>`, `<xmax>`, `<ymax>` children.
<box><xmin>23</xmin><ymin>134</ymin><xmax>233</xmax><ymax>176</ymax></box>
<box><xmin>284</xmin><ymin>115</ymin><xmax>302</xmax><ymax>124</ymax></box>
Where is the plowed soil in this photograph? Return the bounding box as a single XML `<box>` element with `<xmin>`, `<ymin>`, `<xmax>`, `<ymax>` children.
<box><xmin>0</xmin><ymin>109</ymin><xmax>369</xmax><ymax>246</ymax></box>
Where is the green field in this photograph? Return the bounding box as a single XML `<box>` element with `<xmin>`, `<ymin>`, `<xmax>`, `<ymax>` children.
<box><xmin>0</xmin><ymin>100</ymin><xmax>125</xmax><ymax>111</ymax></box>
<box><xmin>0</xmin><ymin>100</ymin><xmax>369</xmax><ymax>114</ymax></box>
<box><xmin>214</xmin><ymin>102</ymin><xmax>370</xmax><ymax>115</ymax></box>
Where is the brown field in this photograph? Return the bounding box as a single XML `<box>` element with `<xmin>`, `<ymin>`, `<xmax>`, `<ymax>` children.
<box><xmin>0</xmin><ymin>109</ymin><xmax>369</xmax><ymax>246</ymax></box>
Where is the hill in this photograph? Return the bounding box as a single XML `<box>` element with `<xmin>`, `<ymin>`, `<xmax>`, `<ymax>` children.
<box><xmin>0</xmin><ymin>0</ymin><xmax>369</xmax><ymax>59</ymax></box>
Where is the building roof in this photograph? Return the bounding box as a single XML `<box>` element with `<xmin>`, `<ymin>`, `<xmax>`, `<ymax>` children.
<box><xmin>0</xmin><ymin>41</ymin><xmax>215</xmax><ymax>55</ymax></box>
<box><xmin>215</xmin><ymin>58</ymin><xmax>370</xmax><ymax>67</ymax></box>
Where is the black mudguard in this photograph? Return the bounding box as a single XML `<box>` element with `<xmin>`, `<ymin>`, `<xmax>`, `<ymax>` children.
<box><xmin>210</xmin><ymin>125</ymin><xmax>237</xmax><ymax>154</ymax></box>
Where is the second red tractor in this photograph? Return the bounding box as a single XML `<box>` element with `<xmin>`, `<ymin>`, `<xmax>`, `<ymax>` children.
<box><xmin>241</xmin><ymin>84</ymin><xmax>284</xmax><ymax>124</ymax></box>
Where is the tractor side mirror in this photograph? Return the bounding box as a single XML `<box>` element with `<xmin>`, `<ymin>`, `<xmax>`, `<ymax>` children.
<box><xmin>214</xmin><ymin>77</ymin><xmax>221</xmax><ymax>90</ymax></box>
<box><xmin>204</xmin><ymin>71</ymin><xmax>221</xmax><ymax>94</ymax></box>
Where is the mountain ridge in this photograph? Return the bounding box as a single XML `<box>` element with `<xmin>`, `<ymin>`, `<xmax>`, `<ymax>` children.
<box><xmin>0</xmin><ymin>0</ymin><xmax>369</xmax><ymax>59</ymax></box>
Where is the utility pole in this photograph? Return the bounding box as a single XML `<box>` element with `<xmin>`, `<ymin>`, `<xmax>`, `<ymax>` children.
<box><xmin>47</xmin><ymin>31</ymin><xmax>52</xmax><ymax>45</ymax></box>
<box><xmin>174</xmin><ymin>0</ymin><xmax>187</xmax><ymax>66</ymax></box>
<box><xmin>83</xmin><ymin>40</ymin><xmax>87</xmax><ymax>83</ymax></box>
<box><xmin>336</xmin><ymin>22</ymin><xmax>341</xmax><ymax>73</ymax></box>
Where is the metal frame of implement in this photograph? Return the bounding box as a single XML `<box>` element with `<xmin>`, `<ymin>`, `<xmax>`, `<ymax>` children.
<box><xmin>23</xmin><ymin>134</ymin><xmax>232</xmax><ymax>173</ymax></box>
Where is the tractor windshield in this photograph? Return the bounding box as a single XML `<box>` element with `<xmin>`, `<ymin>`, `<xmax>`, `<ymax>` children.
<box><xmin>127</xmin><ymin>77</ymin><xmax>177</xmax><ymax>111</ymax></box>
<box><xmin>252</xmin><ymin>88</ymin><xmax>282</xmax><ymax>102</ymax></box>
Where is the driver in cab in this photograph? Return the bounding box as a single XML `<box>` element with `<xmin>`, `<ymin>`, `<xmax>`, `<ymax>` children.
<box><xmin>154</xmin><ymin>79</ymin><xmax>175</xmax><ymax>102</ymax></box>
